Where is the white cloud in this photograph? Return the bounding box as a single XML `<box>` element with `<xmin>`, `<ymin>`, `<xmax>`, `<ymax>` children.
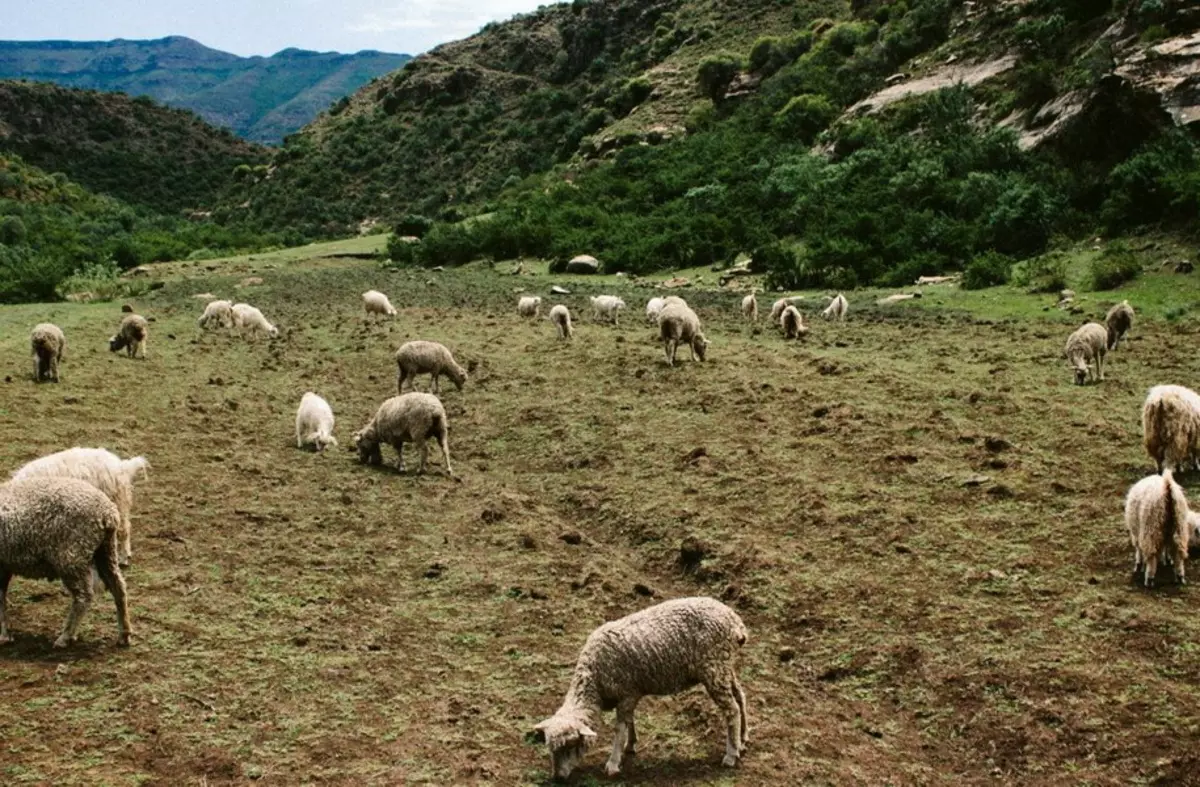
<box><xmin>347</xmin><ymin>0</ymin><xmax>539</xmax><ymax>38</ymax></box>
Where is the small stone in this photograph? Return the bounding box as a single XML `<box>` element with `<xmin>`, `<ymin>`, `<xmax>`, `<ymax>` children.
<box><xmin>984</xmin><ymin>436</ymin><xmax>1011</xmax><ymax>452</ymax></box>
<box><xmin>988</xmin><ymin>569</ymin><xmax>1006</xmax><ymax>580</ymax></box>
<box><xmin>63</xmin><ymin>396</ymin><xmax>81</xmax><ymax>404</ymax></box>
<box><xmin>424</xmin><ymin>562</ymin><xmax>446</xmax><ymax>579</ymax></box>
<box><xmin>560</xmin><ymin>532</ymin><xmax>583</xmax><ymax>545</ymax></box>
<box><xmin>962</xmin><ymin>474</ymin><xmax>990</xmax><ymax>487</ymax></box>
<box><xmin>340</xmin><ymin>492</ymin><xmax>353</xmax><ymax>505</ymax></box>
<box><xmin>633</xmin><ymin>583</ymin><xmax>655</xmax><ymax>597</ymax></box>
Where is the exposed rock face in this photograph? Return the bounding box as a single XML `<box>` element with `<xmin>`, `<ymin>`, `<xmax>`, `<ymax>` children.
<box><xmin>566</xmin><ymin>255</ymin><xmax>600</xmax><ymax>274</ymax></box>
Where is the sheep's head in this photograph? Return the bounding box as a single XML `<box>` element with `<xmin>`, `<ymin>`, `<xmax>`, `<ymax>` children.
<box><xmin>450</xmin><ymin>364</ymin><xmax>469</xmax><ymax>391</ymax></box>
<box><xmin>1071</xmin><ymin>358</ymin><xmax>1088</xmax><ymax>385</ymax></box>
<box><xmin>315</xmin><ymin>434</ymin><xmax>338</xmax><ymax>453</ymax></box>
<box><xmin>531</xmin><ymin>714</ymin><xmax>596</xmax><ymax>779</ymax></box>
<box><xmin>108</xmin><ymin>335</ymin><xmax>126</xmax><ymax>353</ymax></box>
<box><xmin>693</xmin><ymin>333</ymin><xmax>710</xmax><ymax>362</ymax></box>
<box><xmin>268</xmin><ymin>325</ymin><xmax>280</xmax><ymax>338</ymax></box>
<box><xmin>352</xmin><ymin>428</ymin><xmax>382</xmax><ymax>465</ymax></box>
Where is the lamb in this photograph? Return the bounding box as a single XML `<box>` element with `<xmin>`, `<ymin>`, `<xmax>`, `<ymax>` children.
<box><xmin>352</xmin><ymin>393</ymin><xmax>453</xmax><ymax>477</ymax></box>
<box><xmin>768</xmin><ymin>297</ymin><xmax>792</xmax><ymax>324</ymax></box>
<box><xmin>363</xmin><ymin>290</ymin><xmax>398</xmax><ymax>320</ymax></box>
<box><xmin>821</xmin><ymin>293</ymin><xmax>848</xmax><ymax>321</ymax></box>
<box><xmin>531</xmin><ymin>597</ymin><xmax>748</xmax><ymax>779</ymax></box>
<box><xmin>11</xmin><ymin>447</ymin><xmax>149</xmax><ymax>567</ymax></box>
<box><xmin>1124</xmin><ymin>470</ymin><xmax>1191</xmax><ymax>587</ymax></box>
<box><xmin>550</xmin><ymin>304</ymin><xmax>574</xmax><ymax>340</ymax></box>
<box><xmin>395</xmin><ymin>340</ymin><xmax>468</xmax><ymax>395</ymax></box>
<box><xmin>198</xmin><ymin>299</ymin><xmax>234</xmax><ymax>330</ymax></box>
<box><xmin>780</xmin><ymin>305</ymin><xmax>808</xmax><ymax>339</ymax></box>
<box><xmin>1105</xmin><ymin>300</ymin><xmax>1134</xmax><ymax>350</ymax></box>
<box><xmin>295</xmin><ymin>392</ymin><xmax>337</xmax><ymax>452</ymax></box>
<box><xmin>741</xmin><ymin>292</ymin><xmax>757</xmax><ymax>323</ymax></box>
<box><xmin>658</xmin><ymin>301</ymin><xmax>709</xmax><ymax>366</ymax></box>
<box><xmin>645</xmin><ymin>297</ymin><xmax>666</xmax><ymax>324</ymax></box>
<box><xmin>231</xmin><ymin>303</ymin><xmax>278</xmax><ymax>339</ymax></box>
<box><xmin>109</xmin><ymin>314</ymin><xmax>149</xmax><ymax>359</ymax></box>
<box><xmin>518</xmin><ymin>296</ymin><xmax>543</xmax><ymax>318</ymax></box>
<box><xmin>31</xmin><ymin>323</ymin><xmax>65</xmax><ymax>382</ymax></box>
<box><xmin>0</xmin><ymin>477</ymin><xmax>132</xmax><ymax>647</ymax></box>
<box><xmin>590</xmin><ymin>295</ymin><xmax>626</xmax><ymax>325</ymax></box>
<box><xmin>1142</xmin><ymin>385</ymin><xmax>1200</xmax><ymax>472</ymax></box>
<box><xmin>1064</xmin><ymin>322</ymin><xmax>1107</xmax><ymax>385</ymax></box>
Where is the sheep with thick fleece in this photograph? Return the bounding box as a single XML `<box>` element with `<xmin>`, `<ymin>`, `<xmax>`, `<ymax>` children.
<box><xmin>1064</xmin><ymin>322</ymin><xmax>1107</xmax><ymax>385</ymax></box>
<box><xmin>1106</xmin><ymin>300</ymin><xmax>1134</xmax><ymax>350</ymax></box>
<box><xmin>590</xmin><ymin>295</ymin><xmax>626</xmax><ymax>325</ymax></box>
<box><xmin>109</xmin><ymin>314</ymin><xmax>148</xmax><ymax>359</ymax></box>
<box><xmin>0</xmin><ymin>477</ymin><xmax>132</xmax><ymax>647</ymax></box>
<box><xmin>531</xmin><ymin>597</ymin><xmax>748</xmax><ymax>778</ymax></box>
<box><xmin>822</xmin><ymin>293</ymin><xmax>848</xmax><ymax>321</ymax></box>
<box><xmin>31</xmin><ymin>323</ymin><xmax>65</xmax><ymax>382</ymax></box>
<box><xmin>645</xmin><ymin>297</ymin><xmax>666</xmax><ymax>323</ymax></box>
<box><xmin>1124</xmin><ymin>470</ymin><xmax>1191</xmax><ymax>587</ymax></box>
<box><xmin>295</xmin><ymin>392</ymin><xmax>337</xmax><ymax>452</ymax></box>
<box><xmin>769</xmin><ymin>297</ymin><xmax>790</xmax><ymax>324</ymax></box>
<box><xmin>741</xmin><ymin>293</ymin><xmax>757</xmax><ymax>323</ymax></box>
<box><xmin>396</xmin><ymin>340</ymin><xmax>468</xmax><ymax>395</ymax></box>
<box><xmin>363</xmin><ymin>290</ymin><xmax>397</xmax><ymax>320</ymax></box>
<box><xmin>550</xmin><ymin>304</ymin><xmax>573</xmax><ymax>340</ymax></box>
<box><xmin>518</xmin><ymin>296</ymin><xmax>543</xmax><ymax>318</ymax></box>
<box><xmin>231</xmin><ymin>303</ymin><xmax>278</xmax><ymax>338</ymax></box>
<box><xmin>1142</xmin><ymin>385</ymin><xmax>1200</xmax><ymax>472</ymax></box>
<box><xmin>11</xmin><ymin>447</ymin><xmax>149</xmax><ymax>567</ymax></box>
<box><xmin>198</xmin><ymin>299</ymin><xmax>233</xmax><ymax>330</ymax></box>
<box><xmin>353</xmin><ymin>393</ymin><xmax>453</xmax><ymax>476</ymax></box>
<box><xmin>658</xmin><ymin>302</ymin><xmax>709</xmax><ymax>366</ymax></box>
<box><xmin>780</xmin><ymin>305</ymin><xmax>808</xmax><ymax>339</ymax></box>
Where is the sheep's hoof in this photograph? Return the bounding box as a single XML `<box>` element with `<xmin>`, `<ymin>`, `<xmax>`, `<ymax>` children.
<box><xmin>604</xmin><ymin>761</ymin><xmax>622</xmax><ymax>776</ymax></box>
<box><xmin>722</xmin><ymin>753</ymin><xmax>740</xmax><ymax>768</ymax></box>
<box><xmin>115</xmin><ymin>633</ymin><xmax>132</xmax><ymax>647</ymax></box>
<box><xmin>0</xmin><ymin>634</ymin><xmax>12</xmax><ymax>646</ymax></box>
<box><xmin>52</xmin><ymin>635</ymin><xmax>73</xmax><ymax>649</ymax></box>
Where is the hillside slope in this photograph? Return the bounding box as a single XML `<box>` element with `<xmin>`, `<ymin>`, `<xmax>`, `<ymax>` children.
<box><xmin>0</xmin><ymin>37</ymin><xmax>411</xmax><ymax>143</ymax></box>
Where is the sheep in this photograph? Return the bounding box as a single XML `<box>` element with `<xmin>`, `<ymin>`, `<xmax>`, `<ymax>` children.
<box><xmin>658</xmin><ymin>302</ymin><xmax>709</xmax><ymax>366</ymax></box>
<box><xmin>1106</xmin><ymin>300</ymin><xmax>1134</xmax><ymax>350</ymax></box>
<box><xmin>518</xmin><ymin>296</ymin><xmax>543</xmax><ymax>318</ymax></box>
<box><xmin>352</xmin><ymin>393</ymin><xmax>453</xmax><ymax>477</ymax></box>
<box><xmin>780</xmin><ymin>305</ymin><xmax>808</xmax><ymax>339</ymax></box>
<box><xmin>363</xmin><ymin>290</ymin><xmax>398</xmax><ymax>320</ymax></box>
<box><xmin>198</xmin><ymin>299</ymin><xmax>234</xmax><ymax>331</ymax></box>
<box><xmin>645</xmin><ymin>297</ymin><xmax>666</xmax><ymax>324</ymax></box>
<box><xmin>550</xmin><ymin>304</ymin><xmax>574</xmax><ymax>340</ymax></box>
<box><xmin>1124</xmin><ymin>470</ymin><xmax>1191</xmax><ymax>587</ymax></box>
<box><xmin>741</xmin><ymin>293</ymin><xmax>757</xmax><ymax>323</ymax></box>
<box><xmin>662</xmin><ymin>295</ymin><xmax>688</xmax><ymax>307</ymax></box>
<box><xmin>590</xmin><ymin>295</ymin><xmax>626</xmax><ymax>325</ymax></box>
<box><xmin>395</xmin><ymin>340</ymin><xmax>468</xmax><ymax>395</ymax></box>
<box><xmin>1064</xmin><ymin>322</ymin><xmax>1107</xmax><ymax>385</ymax></box>
<box><xmin>109</xmin><ymin>314</ymin><xmax>148</xmax><ymax>359</ymax></box>
<box><xmin>531</xmin><ymin>597</ymin><xmax>748</xmax><ymax>779</ymax></box>
<box><xmin>11</xmin><ymin>447</ymin><xmax>149</xmax><ymax>567</ymax></box>
<box><xmin>295</xmin><ymin>392</ymin><xmax>337</xmax><ymax>452</ymax></box>
<box><xmin>0</xmin><ymin>477</ymin><xmax>132</xmax><ymax>647</ymax></box>
<box><xmin>1142</xmin><ymin>385</ymin><xmax>1200</xmax><ymax>473</ymax></box>
<box><xmin>231</xmin><ymin>303</ymin><xmax>278</xmax><ymax>339</ymax></box>
<box><xmin>31</xmin><ymin>323</ymin><xmax>65</xmax><ymax>382</ymax></box>
<box><xmin>821</xmin><ymin>293</ymin><xmax>848</xmax><ymax>321</ymax></box>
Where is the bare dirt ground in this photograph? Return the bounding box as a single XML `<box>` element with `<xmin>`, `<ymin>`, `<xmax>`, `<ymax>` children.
<box><xmin>2</xmin><ymin>260</ymin><xmax>1199</xmax><ymax>786</ymax></box>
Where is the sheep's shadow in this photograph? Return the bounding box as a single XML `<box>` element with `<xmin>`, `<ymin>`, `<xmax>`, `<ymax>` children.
<box><xmin>0</xmin><ymin>632</ymin><xmax>110</xmax><ymax>663</ymax></box>
<box><xmin>542</xmin><ymin>753</ymin><xmax>743</xmax><ymax>786</ymax></box>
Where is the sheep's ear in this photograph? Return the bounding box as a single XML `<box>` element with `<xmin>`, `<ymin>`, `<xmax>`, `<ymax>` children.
<box><xmin>578</xmin><ymin>724</ymin><xmax>597</xmax><ymax>743</ymax></box>
<box><xmin>529</xmin><ymin>721</ymin><xmax>549</xmax><ymax>744</ymax></box>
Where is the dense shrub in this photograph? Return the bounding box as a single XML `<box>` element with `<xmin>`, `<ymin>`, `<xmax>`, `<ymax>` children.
<box><xmin>1089</xmin><ymin>243</ymin><xmax>1142</xmax><ymax>290</ymax></box>
<box><xmin>0</xmin><ymin>246</ymin><xmax>71</xmax><ymax>303</ymax></box>
<box><xmin>1012</xmin><ymin>252</ymin><xmax>1069</xmax><ymax>293</ymax></box>
<box><xmin>962</xmin><ymin>251</ymin><xmax>1013</xmax><ymax>290</ymax></box>
<box><xmin>1101</xmin><ymin>131</ymin><xmax>1200</xmax><ymax>231</ymax></box>
<box><xmin>772</xmin><ymin>94</ymin><xmax>837</xmax><ymax>142</ymax></box>
<box><xmin>697</xmin><ymin>53</ymin><xmax>742</xmax><ymax>102</ymax></box>
<box><xmin>394</xmin><ymin>214</ymin><xmax>434</xmax><ymax>238</ymax></box>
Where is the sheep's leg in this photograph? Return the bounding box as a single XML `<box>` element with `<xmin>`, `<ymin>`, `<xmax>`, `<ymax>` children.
<box><xmin>1097</xmin><ymin>353</ymin><xmax>1105</xmax><ymax>381</ymax></box>
<box><xmin>733</xmin><ymin>676</ymin><xmax>749</xmax><ymax>751</ymax></box>
<box><xmin>55</xmin><ymin>572</ymin><xmax>94</xmax><ymax>648</ymax></box>
<box><xmin>394</xmin><ymin>442</ymin><xmax>406</xmax><ymax>474</ymax></box>
<box><xmin>605</xmin><ymin>697</ymin><xmax>639</xmax><ymax>775</ymax></box>
<box><xmin>418</xmin><ymin>439</ymin><xmax>429</xmax><ymax>475</ymax></box>
<box><xmin>1144</xmin><ymin>554</ymin><xmax>1158</xmax><ymax>588</ymax></box>
<box><xmin>431</xmin><ymin>373</ymin><xmax>440</xmax><ymax>394</ymax></box>
<box><xmin>0</xmin><ymin>570</ymin><xmax>11</xmax><ymax>644</ymax></box>
<box><xmin>398</xmin><ymin>370</ymin><xmax>407</xmax><ymax>394</ymax></box>
<box><xmin>704</xmin><ymin>677</ymin><xmax>742</xmax><ymax>767</ymax></box>
<box><xmin>119</xmin><ymin>517</ymin><xmax>133</xmax><ymax>567</ymax></box>
<box><xmin>439</xmin><ymin>430</ymin><xmax>453</xmax><ymax>478</ymax></box>
<box><xmin>32</xmin><ymin>354</ymin><xmax>39</xmax><ymax>382</ymax></box>
<box><xmin>1133</xmin><ymin>546</ymin><xmax>1142</xmax><ymax>574</ymax></box>
<box><xmin>51</xmin><ymin>355</ymin><xmax>59</xmax><ymax>382</ymax></box>
<box><xmin>95</xmin><ymin>540</ymin><xmax>132</xmax><ymax>646</ymax></box>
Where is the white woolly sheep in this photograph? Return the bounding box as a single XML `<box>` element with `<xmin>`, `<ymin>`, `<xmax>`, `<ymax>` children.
<box><xmin>11</xmin><ymin>447</ymin><xmax>149</xmax><ymax>567</ymax></box>
<box><xmin>198</xmin><ymin>299</ymin><xmax>234</xmax><ymax>331</ymax></box>
<box><xmin>109</xmin><ymin>314</ymin><xmax>149</xmax><ymax>359</ymax></box>
<box><xmin>518</xmin><ymin>296</ymin><xmax>543</xmax><ymax>318</ymax></box>
<box><xmin>780</xmin><ymin>305</ymin><xmax>808</xmax><ymax>340</ymax></box>
<box><xmin>295</xmin><ymin>392</ymin><xmax>337</xmax><ymax>452</ymax></box>
<box><xmin>531</xmin><ymin>596</ymin><xmax>748</xmax><ymax>779</ymax></box>
<box><xmin>1142</xmin><ymin>384</ymin><xmax>1200</xmax><ymax>473</ymax></box>
<box><xmin>590</xmin><ymin>295</ymin><xmax>626</xmax><ymax>325</ymax></box>
<box><xmin>353</xmin><ymin>393</ymin><xmax>453</xmax><ymax>477</ymax></box>
<box><xmin>31</xmin><ymin>323</ymin><xmax>65</xmax><ymax>382</ymax></box>
<box><xmin>769</xmin><ymin>297</ymin><xmax>789</xmax><ymax>324</ymax></box>
<box><xmin>396</xmin><ymin>340</ymin><xmax>468</xmax><ymax>395</ymax></box>
<box><xmin>363</xmin><ymin>290</ymin><xmax>398</xmax><ymax>320</ymax></box>
<box><xmin>741</xmin><ymin>293</ymin><xmax>757</xmax><ymax>323</ymax></box>
<box><xmin>645</xmin><ymin>297</ymin><xmax>666</xmax><ymax>324</ymax></box>
<box><xmin>1105</xmin><ymin>300</ymin><xmax>1134</xmax><ymax>350</ymax></box>
<box><xmin>821</xmin><ymin>293</ymin><xmax>848</xmax><ymax>321</ymax></box>
<box><xmin>231</xmin><ymin>303</ymin><xmax>278</xmax><ymax>339</ymax></box>
<box><xmin>662</xmin><ymin>295</ymin><xmax>688</xmax><ymax>307</ymax></box>
<box><xmin>0</xmin><ymin>477</ymin><xmax>132</xmax><ymax>647</ymax></box>
<box><xmin>550</xmin><ymin>304</ymin><xmax>574</xmax><ymax>340</ymax></box>
<box><xmin>658</xmin><ymin>302</ymin><xmax>709</xmax><ymax>366</ymax></box>
<box><xmin>1064</xmin><ymin>322</ymin><xmax>1107</xmax><ymax>385</ymax></box>
<box><xmin>1124</xmin><ymin>470</ymin><xmax>1191</xmax><ymax>587</ymax></box>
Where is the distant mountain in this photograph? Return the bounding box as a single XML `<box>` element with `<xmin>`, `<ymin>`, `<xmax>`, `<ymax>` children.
<box><xmin>0</xmin><ymin>36</ymin><xmax>411</xmax><ymax>143</ymax></box>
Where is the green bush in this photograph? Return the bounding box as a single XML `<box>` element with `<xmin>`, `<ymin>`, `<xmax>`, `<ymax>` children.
<box><xmin>56</xmin><ymin>260</ymin><xmax>150</xmax><ymax>302</ymax></box>
<box><xmin>962</xmin><ymin>252</ymin><xmax>1013</xmax><ymax>290</ymax></box>
<box><xmin>1101</xmin><ymin>131</ymin><xmax>1200</xmax><ymax>231</ymax></box>
<box><xmin>685</xmin><ymin>100</ymin><xmax>717</xmax><ymax>133</ymax></box>
<box><xmin>0</xmin><ymin>246</ymin><xmax>72</xmax><ymax>303</ymax></box>
<box><xmin>1012</xmin><ymin>252</ymin><xmax>1069</xmax><ymax>293</ymax></box>
<box><xmin>697</xmin><ymin>53</ymin><xmax>742</xmax><ymax>102</ymax></box>
<box><xmin>772</xmin><ymin>94</ymin><xmax>837</xmax><ymax>141</ymax></box>
<box><xmin>1088</xmin><ymin>244</ymin><xmax>1142</xmax><ymax>290</ymax></box>
<box><xmin>386</xmin><ymin>234</ymin><xmax>418</xmax><ymax>266</ymax></box>
<box><xmin>1012</xmin><ymin>61</ymin><xmax>1058</xmax><ymax>108</ymax></box>
<box><xmin>394</xmin><ymin>214</ymin><xmax>434</xmax><ymax>238</ymax></box>
<box><xmin>0</xmin><ymin>215</ymin><xmax>27</xmax><ymax>245</ymax></box>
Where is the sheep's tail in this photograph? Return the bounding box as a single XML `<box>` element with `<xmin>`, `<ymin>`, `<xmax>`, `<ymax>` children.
<box><xmin>118</xmin><ymin>456</ymin><xmax>150</xmax><ymax>483</ymax></box>
<box><xmin>1163</xmin><ymin>471</ymin><xmax>1182</xmax><ymax>554</ymax></box>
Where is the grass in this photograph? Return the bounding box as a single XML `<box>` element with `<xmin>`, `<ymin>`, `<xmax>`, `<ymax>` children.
<box><xmin>2</xmin><ymin>241</ymin><xmax>1200</xmax><ymax>784</ymax></box>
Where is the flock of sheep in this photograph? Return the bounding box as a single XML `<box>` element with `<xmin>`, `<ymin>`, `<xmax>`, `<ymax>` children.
<box><xmin>5</xmin><ymin>278</ymin><xmax>1195</xmax><ymax>779</ymax></box>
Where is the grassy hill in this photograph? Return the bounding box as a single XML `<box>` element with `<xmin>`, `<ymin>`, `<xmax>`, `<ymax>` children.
<box><xmin>0</xmin><ymin>37</ymin><xmax>411</xmax><ymax>143</ymax></box>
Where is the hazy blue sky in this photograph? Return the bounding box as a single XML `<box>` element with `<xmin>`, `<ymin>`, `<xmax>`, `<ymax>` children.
<box><xmin>3</xmin><ymin>0</ymin><xmax>550</xmax><ymax>57</ymax></box>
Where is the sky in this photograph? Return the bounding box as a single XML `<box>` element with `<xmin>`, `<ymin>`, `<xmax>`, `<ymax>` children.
<box><xmin>2</xmin><ymin>0</ymin><xmax>550</xmax><ymax>57</ymax></box>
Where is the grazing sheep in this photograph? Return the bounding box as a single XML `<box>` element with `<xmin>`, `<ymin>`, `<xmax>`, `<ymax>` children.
<box><xmin>780</xmin><ymin>305</ymin><xmax>808</xmax><ymax>339</ymax></box>
<box><xmin>1064</xmin><ymin>322</ymin><xmax>1107</xmax><ymax>385</ymax></box>
<box><xmin>741</xmin><ymin>293</ymin><xmax>757</xmax><ymax>323</ymax></box>
<box><xmin>0</xmin><ymin>477</ymin><xmax>132</xmax><ymax>647</ymax></box>
<box><xmin>518</xmin><ymin>296</ymin><xmax>543</xmax><ymax>318</ymax></box>
<box><xmin>645</xmin><ymin>297</ymin><xmax>666</xmax><ymax>324</ymax></box>
<box><xmin>662</xmin><ymin>295</ymin><xmax>688</xmax><ymax>307</ymax></box>
<box><xmin>11</xmin><ymin>447</ymin><xmax>149</xmax><ymax>567</ymax></box>
<box><xmin>198</xmin><ymin>299</ymin><xmax>234</xmax><ymax>331</ymax></box>
<box><xmin>590</xmin><ymin>295</ymin><xmax>627</xmax><ymax>325</ymax></box>
<box><xmin>109</xmin><ymin>314</ymin><xmax>149</xmax><ymax>359</ymax></box>
<box><xmin>295</xmin><ymin>392</ymin><xmax>337</xmax><ymax>452</ymax></box>
<box><xmin>1142</xmin><ymin>384</ymin><xmax>1200</xmax><ymax>473</ymax></box>
<box><xmin>1124</xmin><ymin>470</ymin><xmax>1191</xmax><ymax>587</ymax></box>
<box><xmin>363</xmin><ymin>290</ymin><xmax>398</xmax><ymax>320</ymax></box>
<box><xmin>353</xmin><ymin>393</ymin><xmax>453</xmax><ymax>477</ymax></box>
<box><xmin>658</xmin><ymin>302</ymin><xmax>709</xmax><ymax>366</ymax></box>
<box><xmin>550</xmin><ymin>304</ymin><xmax>574</xmax><ymax>340</ymax></box>
<box><xmin>531</xmin><ymin>597</ymin><xmax>748</xmax><ymax>778</ymax></box>
<box><xmin>768</xmin><ymin>298</ymin><xmax>790</xmax><ymax>325</ymax></box>
<box><xmin>30</xmin><ymin>323</ymin><xmax>65</xmax><ymax>382</ymax></box>
<box><xmin>822</xmin><ymin>293</ymin><xmax>848</xmax><ymax>321</ymax></box>
<box><xmin>1106</xmin><ymin>300</ymin><xmax>1134</xmax><ymax>350</ymax></box>
<box><xmin>231</xmin><ymin>303</ymin><xmax>278</xmax><ymax>339</ymax></box>
<box><xmin>396</xmin><ymin>340</ymin><xmax>468</xmax><ymax>395</ymax></box>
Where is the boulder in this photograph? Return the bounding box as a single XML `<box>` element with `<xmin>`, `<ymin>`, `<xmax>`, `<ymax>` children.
<box><xmin>566</xmin><ymin>255</ymin><xmax>600</xmax><ymax>275</ymax></box>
